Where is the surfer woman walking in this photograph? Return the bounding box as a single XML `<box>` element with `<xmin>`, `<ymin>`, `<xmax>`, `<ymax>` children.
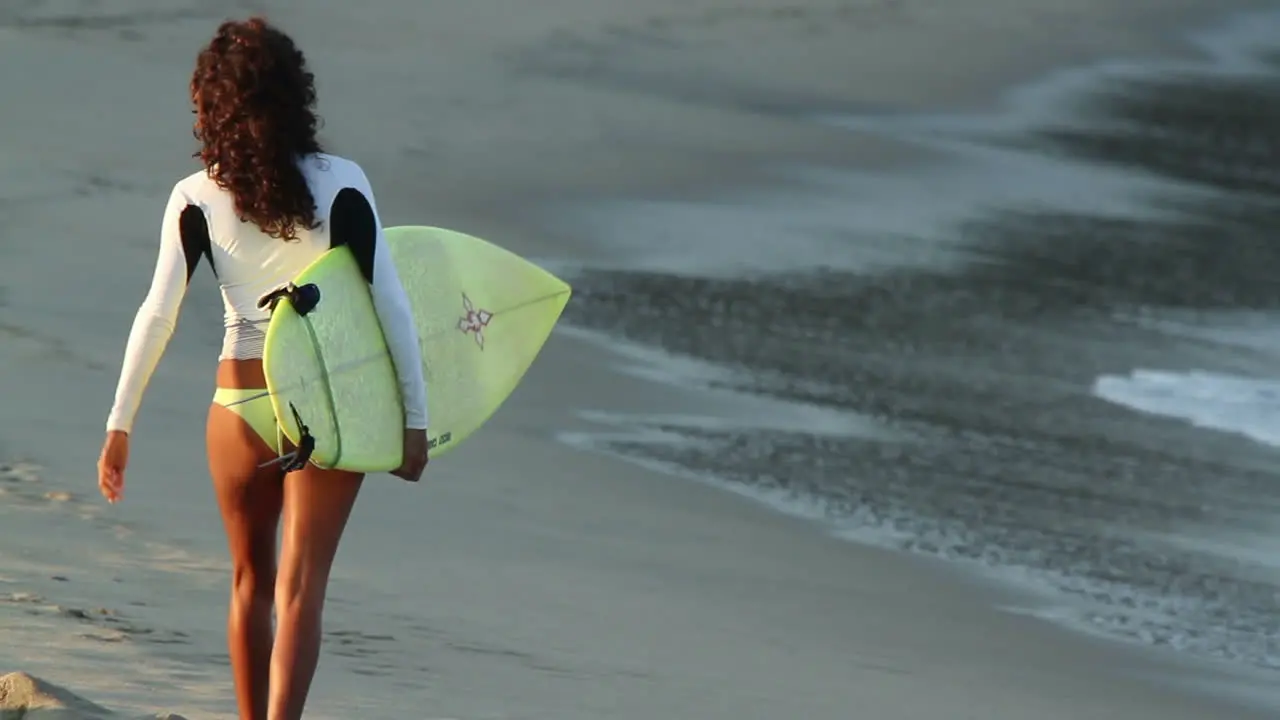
<box><xmin>96</xmin><ymin>16</ymin><xmax>430</xmax><ymax>720</ymax></box>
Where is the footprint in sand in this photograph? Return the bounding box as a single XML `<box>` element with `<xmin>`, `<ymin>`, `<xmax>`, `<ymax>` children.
<box><xmin>50</xmin><ymin>599</ymin><xmax>194</xmax><ymax>647</ymax></box>
<box><xmin>0</xmin><ymin>461</ymin><xmax>43</xmax><ymax>484</ymax></box>
<box><xmin>0</xmin><ymin>458</ymin><xmax>118</xmax><ymax>526</ymax></box>
<box><xmin>0</xmin><ymin>461</ymin><xmax>47</xmax><ymax>505</ymax></box>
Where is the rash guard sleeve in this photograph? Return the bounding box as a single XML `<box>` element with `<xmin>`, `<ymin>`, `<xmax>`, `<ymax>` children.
<box><xmin>336</xmin><ymin>171</ymin><xmax>429</xmax><ymax>430</ymax></box>
<box><xmin>105</xmin><ymin>185</ymin><xmax>196</xmax><ymax>434</ymax></box>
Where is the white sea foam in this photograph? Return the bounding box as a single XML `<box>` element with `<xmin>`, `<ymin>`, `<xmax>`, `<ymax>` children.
<box><xmin>1093</xmin><ymin>368</ymin><xmax>1280</xmax><ymax>448</ymax></box>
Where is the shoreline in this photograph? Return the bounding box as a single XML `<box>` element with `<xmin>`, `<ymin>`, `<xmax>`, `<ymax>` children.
<box><xmin>520</xmin><ymin>1</ymin><xmax>1280</xmax><ymax>712</ymax></box>
<box><xmin>3</xmin><ymin>1</ymin><xmax>1279</xmax><ymax>718</ymax></box>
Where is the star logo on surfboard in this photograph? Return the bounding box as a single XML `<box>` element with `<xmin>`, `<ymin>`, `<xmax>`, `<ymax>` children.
<box><xmin>458</xmin><ymin>292</ymin><xmax>493</xmax><ymax>349</ymax></box>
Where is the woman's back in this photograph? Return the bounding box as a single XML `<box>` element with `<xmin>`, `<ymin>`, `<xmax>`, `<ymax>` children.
<box><xmin>107</xmin><ymin>149</ymin><xmax>428</xmax><ymax>434</ymax></box>
<box><xmin>174</xmin><ymin>152</ymin><xmax>384</xmax><ymax>359</ymax></box>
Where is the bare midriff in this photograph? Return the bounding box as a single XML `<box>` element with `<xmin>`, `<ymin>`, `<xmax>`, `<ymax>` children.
<box><xmin>216</xmin><ymin>358</ymin><xmax>267</xmax><ymax>389</ymax></box>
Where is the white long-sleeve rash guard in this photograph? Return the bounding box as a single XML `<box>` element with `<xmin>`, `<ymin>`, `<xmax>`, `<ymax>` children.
<box><xmin>106</xmin><ymin>152</ymin><xmax>429</xmax><ymax>434</ymax></box>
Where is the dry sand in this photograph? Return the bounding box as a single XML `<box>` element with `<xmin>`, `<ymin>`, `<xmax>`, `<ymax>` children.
<box><xmin>1</xmin><ymin>0</ymin><xmax>1278</xmax><ymax>718</ymax></box>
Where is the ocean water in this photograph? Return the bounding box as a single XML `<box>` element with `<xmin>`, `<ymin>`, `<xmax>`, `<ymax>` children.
<box><xmin>553</xmin><ymin>8</ymin><xmax>1280</xmax><ymax>677</ymax></box>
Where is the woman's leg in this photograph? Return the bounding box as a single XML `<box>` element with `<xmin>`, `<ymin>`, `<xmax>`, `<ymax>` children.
<box><xmin>268</xmin><ymin>463</ymin><xmax>364</xmax><ymax>720</ymax></box>
<box><xmin>207</xmin><ymin>401</ymin><xmax>285</xmax><ymax>720</ymax></box>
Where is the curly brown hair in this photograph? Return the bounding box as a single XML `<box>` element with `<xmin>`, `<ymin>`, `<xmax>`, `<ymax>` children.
<box><xmin>190</xmin><ymin>16</ymin><xmax>323</xmax><ymax>241</ymax></box>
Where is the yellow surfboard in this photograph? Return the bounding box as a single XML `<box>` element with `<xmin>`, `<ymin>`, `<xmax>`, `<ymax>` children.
<box><xmin>261</xmin><ymin>225</ymin><xmax>572</xmax><ymax>472</ymax></box>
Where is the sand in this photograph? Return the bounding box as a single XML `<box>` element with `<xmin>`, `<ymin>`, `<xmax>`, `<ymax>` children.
<box><xmin>1</xmin><ymin>0</ymin><xmax>1278</xmax><ymax>718</ymax></box>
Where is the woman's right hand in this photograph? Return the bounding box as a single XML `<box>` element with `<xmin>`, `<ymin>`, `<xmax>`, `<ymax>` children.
<box><xmin>393</xmin><ymin>427</ymin><xmax>429</xmax><ymax>483</ymax></box>
<box><xmin>97</xmin><ymin>430</ymin><xmax>130</xmax><ymax>504</ymax></box>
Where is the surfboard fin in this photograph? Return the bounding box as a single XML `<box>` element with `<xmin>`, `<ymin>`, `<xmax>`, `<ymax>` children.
<box><xmin>257</xmin><ymin>282</ymin><xmax>322</xmax><ymax>316</ymax></box>
<box><xmin>257</xmin><ymin>402</ymin><xmax>316</xmax><ymax>473</ymax></box>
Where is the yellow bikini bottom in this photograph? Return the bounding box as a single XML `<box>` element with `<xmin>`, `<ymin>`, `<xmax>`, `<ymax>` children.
<box><xmin>211</xmin><ymin>387</ymin><xmax>279</xmax><ymax>453</ymax></box>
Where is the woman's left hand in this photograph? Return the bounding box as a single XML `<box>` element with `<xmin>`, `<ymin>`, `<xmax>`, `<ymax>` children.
<box><xmin>97</xmin><ymin>430</ymin><xmax>130</xmax><ymax>504</ymax></box>
<box><xmin>392</xmin><ymin>427</ymin><xmax>429</xmax><ymax>483</ymax></box>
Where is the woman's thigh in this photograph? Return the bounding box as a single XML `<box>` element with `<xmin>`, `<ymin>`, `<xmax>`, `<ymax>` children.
<box><xmin>206</xmin><ymin>400</ymin><xmax>285</xmax><ymax>577</ymax></box>
<box><xmin>277</xmin><ymin>464</ymin><xmax>364</xmax><ymax>600</ymax></box>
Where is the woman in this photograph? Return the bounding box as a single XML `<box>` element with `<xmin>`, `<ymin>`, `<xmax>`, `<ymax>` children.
<box><xmin>95</xmin><ymin>16</ymin><xmax>430</xmax><ymax>720</ymax></box>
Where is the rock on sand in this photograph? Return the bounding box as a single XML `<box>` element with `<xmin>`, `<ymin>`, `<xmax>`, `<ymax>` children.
<box><xmin>0</xmin><ymin>673</ymin><xmax>184</xmax><ymax>720</ymax></box>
